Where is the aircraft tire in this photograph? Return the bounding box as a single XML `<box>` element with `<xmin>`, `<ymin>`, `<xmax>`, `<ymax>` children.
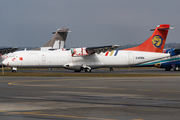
<box><xmin>174</xmin><ymin>67</ymin><xmax>179</xmax><ymax>71</ymax></box>
<box><xmin>12</xmin><ymin>70</ymin><xmax>16</xmax><ymax>72</ymax></box>
<box><xmin>74</xmin><ymin>70</ymin><xmax>81</xmax><ymax>72</ymax></box>
<box><xmin>165</xmin><ymin>67</ymin><xmax>171</xmax><ymax>71</ymax></box>
<box><xmin>109</xmin><ymin>67</ymin><xmax>114</xmax><ymax>71</ymax></box>
<box><xmin>85</xmin><ymin>69</ymin><xmax>91</xmax><ymax>73</ymax></box>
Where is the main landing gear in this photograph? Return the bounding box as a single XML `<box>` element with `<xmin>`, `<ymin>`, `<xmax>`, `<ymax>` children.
<box><xmin>165</xmin><ymin>67</ymin><xmax>180</xmax><ymax>71</ymax></box>
<box><xmin>85</xmin><ymin>68</ymin><xmax>91</xmax><ymax>73</ymax></box>
<box><xmin>74</xmin><ymin>70</ymin><xmax>81</xmax><ymax>72</ymax></box>
<box><xmin>74</xmin><ymin>67</ymin><xmax>92</xmax><ymax>73</ymax></box>
<box><xmin>109</xmin><ymin>67</ymin><xmax>114</xmax><ymax>71</ymax></box>
<box><xmin>174</xmin><ymin>67</ymin><xmax>179</xmax><ymax>71</ymax></box>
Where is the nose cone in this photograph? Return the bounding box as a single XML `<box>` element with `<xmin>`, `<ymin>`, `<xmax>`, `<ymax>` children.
<box><xmin>2</xmin><ymin>59</ymin><xmax>9</xmax><ymax>66</ymax></box>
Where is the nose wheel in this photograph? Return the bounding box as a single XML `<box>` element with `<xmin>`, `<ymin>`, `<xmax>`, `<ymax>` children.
<box><xmin>11</xmin><ymin>67</ymin><xmax>17</xmax><ymax>72</ymax></box>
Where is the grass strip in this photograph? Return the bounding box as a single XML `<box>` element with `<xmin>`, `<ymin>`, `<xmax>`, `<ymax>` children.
<box><xmin>0</xmin><ymin>72</ymin><xmax>180</xmax><ymax>77</ymax></box>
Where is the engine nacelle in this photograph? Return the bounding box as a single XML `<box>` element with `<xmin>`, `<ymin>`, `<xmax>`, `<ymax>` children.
<box><xmin>63</xmin><ymin>63</ymin><xmax>82</xmax><ymax>70</ymax></box>
<box><xmin>71</xmin><ymin>47</ymin><xmax>94</xmax><ymax>57</ymax></box>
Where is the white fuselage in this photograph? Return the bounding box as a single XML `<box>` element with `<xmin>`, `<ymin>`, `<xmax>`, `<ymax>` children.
<box><xmin>3</xmin><ymin>50</ymin><xmax>170</xmax><ymax>70</ymax></box>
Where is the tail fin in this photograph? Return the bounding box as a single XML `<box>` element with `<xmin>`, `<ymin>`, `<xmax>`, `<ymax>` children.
<box><xmin>34</xmin><ymin>28</ymin><xmax>69</xmax><ymax>50</ymax></box>
<box><xmin>124</xmin><ymin>24</ymin><xmax>171</xmax><ymax>53</ymax></box>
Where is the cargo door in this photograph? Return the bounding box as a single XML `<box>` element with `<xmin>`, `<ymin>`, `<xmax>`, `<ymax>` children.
<box><xmin>128</xmin><ymin>52</ymin><xmax>134</xmax><ymax>65</ymax></box>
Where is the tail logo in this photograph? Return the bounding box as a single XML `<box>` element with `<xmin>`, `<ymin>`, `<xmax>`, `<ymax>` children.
<box><xmin>152</xmin><ymin>35</ymin><xmax>163</xmax><ymax>48</ymax></box>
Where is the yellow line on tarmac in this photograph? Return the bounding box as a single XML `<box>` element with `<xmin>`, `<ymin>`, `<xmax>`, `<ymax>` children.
<box><xmin>158</xmin><ymin>90</ymin><xmax>180</xmax><ymax>93</ymax></box>
<box><xmin>35</xmin><ymin>113</ymin><xmax>86</xmax><ymax>119</ymax></box>
<box><xmin>8</xmin><ymin>78</ymin><xmax>94</xmax><ymax>86</ymax></box>
<box><xmin>70</xmin><ymin>86</ymin><xmax>125</xmax><ymax>91</ymax></box>
<box><xmin>87</xmin><ymin>117</ymin><xmax>117</xmax><ymax>120</ymax></box>
<box><xmin>8</xmin><ymin>78</ymin><xmax>180</xmax><ymax>94</ymax></box>
<box><xmin>137</xmin><ymin>89</ymin><xmax>152</xmax><ymax>92</ymax></box>
<box><xmin>8</xmin><ymin>79</ymin><xmax>126</xmax><ymax>91</ymax></box>
<box><xmin>131</xmin><ymin>119</ymin><xmax>143</xmax><ymax>120</ymax></box>
<box><xmin>4</xmin><ymin>111</ymin><xmax>42</xmax><ymax>115</ymax></box>
<box><xmin>35</xmin><ymin>113</ymin><xmax>118</xmax><ymax>120</ymax></box>
<box><xmin>3</xmin><ymin>111</ymin><xmax>118</xmax><ymax>120</ymax></box>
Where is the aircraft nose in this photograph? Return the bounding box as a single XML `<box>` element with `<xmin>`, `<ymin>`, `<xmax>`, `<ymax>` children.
<box><xmin>2</xmin><ymin>59</ymin><xmax>9</xmax><ymax>66</ymax></box>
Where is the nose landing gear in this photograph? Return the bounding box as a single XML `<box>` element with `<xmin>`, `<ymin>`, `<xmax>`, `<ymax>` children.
<box><xmin>11</xmin><ymin>67</ymin><xmax>17</xmax><ymax>72</ymax></box>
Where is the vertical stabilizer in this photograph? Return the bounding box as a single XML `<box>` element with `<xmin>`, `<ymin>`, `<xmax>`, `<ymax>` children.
<box><xmin>124</xmin><ymin>24</ymin><xmax>170</xmax><ymax>52</ymax></box>
<box><xmin>34</xmin><ymin>28</ymin><xmax>69</xmax><ymax>50</ymax></box>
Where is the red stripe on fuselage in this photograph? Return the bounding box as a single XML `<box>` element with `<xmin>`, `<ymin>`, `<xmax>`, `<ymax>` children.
<box><xmin>105</xmin><ymin>51</ymin><xmax>109</xmax><ymax>56</ymax></box>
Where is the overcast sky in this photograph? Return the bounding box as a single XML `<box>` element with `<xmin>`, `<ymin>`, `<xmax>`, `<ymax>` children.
<box><xmin>0</xmin><ymin>0</ymin><xmax>180</xmax><ymax>48</ymax></box>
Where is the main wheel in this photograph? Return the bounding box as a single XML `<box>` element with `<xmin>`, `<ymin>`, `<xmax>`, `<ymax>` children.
<box><xmin>174</xmin><ymin>67</ymin><xmax>179</xmax><ymax>71</ymax></box>
<box><xmin>109</xmin><ymin>68</ymin><xmax>114</xmax><ymax>71</ymax></box>
<box><xmin>85</xmin><ymin>69</ymin><xmax>91</xmax><ymax>73</ymax></box>
<box><xmin>74</xmin><ymin>70</ymin><xmax>81</xmax><ymax>72</ymax></box>
<box><xmin>12</xmin><ymin>70</ymin><xmax>17</xmax><ymax>72</ymax></box>
<box><xmin>165</xmin><ymin>67</ymin><xmax>171</xmax><ymax>71</ymax></box>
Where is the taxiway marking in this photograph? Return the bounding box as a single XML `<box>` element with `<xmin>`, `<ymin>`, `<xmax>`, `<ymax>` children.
<box><xmin>8</xmin><ymin>79</ymin><xmax>180</xmax><ymax>93</ymax></box>
<box><xmin>2</xmin><ymin>111</ymin><xmax>118</xmax><ymax>120</ymax></box>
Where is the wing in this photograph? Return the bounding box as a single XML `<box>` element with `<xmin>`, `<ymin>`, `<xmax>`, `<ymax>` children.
<box><xmin>0</xmin><ymin>47</ymin><xmax>19</xmax><ymax>55</ymax></box>
<box><xmin>86</xmin><ymin>45</ymin><xmax>122</xmax><ymax>54</ymax></box>
<box><xmin>71</xmin><ymin>45</ymin><xmax>121</xmax><ymax>57</ymax></box>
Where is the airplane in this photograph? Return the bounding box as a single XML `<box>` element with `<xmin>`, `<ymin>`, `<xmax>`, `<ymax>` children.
<box><xmin>2</xmin><ymin>24</ymin><xmax>173</xmax><ymax>72</ymax></box>
<box><xmin>154</xmin><ymin>49</ymin><xmax>180</xmax><ymax>71</ymax></box>
<box><xmin>0</xmin><ymin>28</ymin><xmax>70</xmax><ymax>69</ymax></box>
<box><xmin>134</xmin><ymin>48</ymin><xmax>180</xmax><ymax>71</ymax></box>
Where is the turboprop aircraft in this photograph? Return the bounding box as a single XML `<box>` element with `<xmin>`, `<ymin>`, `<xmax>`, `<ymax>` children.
<box><xmin>147</xmin><ymin>49</ymin><xmax>180</xmax><ymax>71</ymax></box>
<box><xmin>0</xmin><ymin>28</ymin><xmax>69</xmax><ymax>69</ymax></box>
<box><xmin>2</xmin><ymin>24</ymin><xmax>173</xmax><ymax>72</ymax></box>
<box><xmin>155</xmin><ymin>49</ymin><xmax>180</xmax><ymax>71</ymax></box>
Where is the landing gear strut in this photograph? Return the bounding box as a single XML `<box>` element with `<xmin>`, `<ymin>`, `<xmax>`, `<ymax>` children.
<box><xmin>109</xmin><ymin>67</ymin><xmax>114</xmax><ymax>71</ymax></box>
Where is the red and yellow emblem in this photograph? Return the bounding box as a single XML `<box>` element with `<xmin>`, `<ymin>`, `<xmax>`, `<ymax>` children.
<box><xmin>152</xmin><ymin>35</ymin><xmax>163</xmax><ymax>48</ymax></box>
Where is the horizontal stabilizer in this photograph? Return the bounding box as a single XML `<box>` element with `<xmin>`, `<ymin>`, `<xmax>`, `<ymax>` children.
<box><xmin>52</xmin><ymin>31</ymin><xmax>73</xmax><ymax>34</ymax></box>
<box><xmin>150</xmin><ymin>27</ymin><xmax>176</xmax><ymax>31</ymax></box>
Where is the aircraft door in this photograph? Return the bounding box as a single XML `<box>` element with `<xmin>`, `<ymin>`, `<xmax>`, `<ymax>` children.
<box><xmin>41</xmin><ymin>54</ymin><xmax>46</xmax><ymax>65</ymax></box>
<box><xmin>128</xmin><ymin>52</ymin><xmax>134</xmax><ymax>65</ymax></box>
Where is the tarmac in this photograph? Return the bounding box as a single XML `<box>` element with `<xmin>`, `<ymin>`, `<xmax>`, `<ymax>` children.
<box><xmin>0</xmin><ymin>69</ymin><xmax>180</xmax><ymax>120</ymax></box>
<box><xmin>4</xmin><ymin>68</ymin><xmax>180</xmax><ymax>75</ymax></box>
